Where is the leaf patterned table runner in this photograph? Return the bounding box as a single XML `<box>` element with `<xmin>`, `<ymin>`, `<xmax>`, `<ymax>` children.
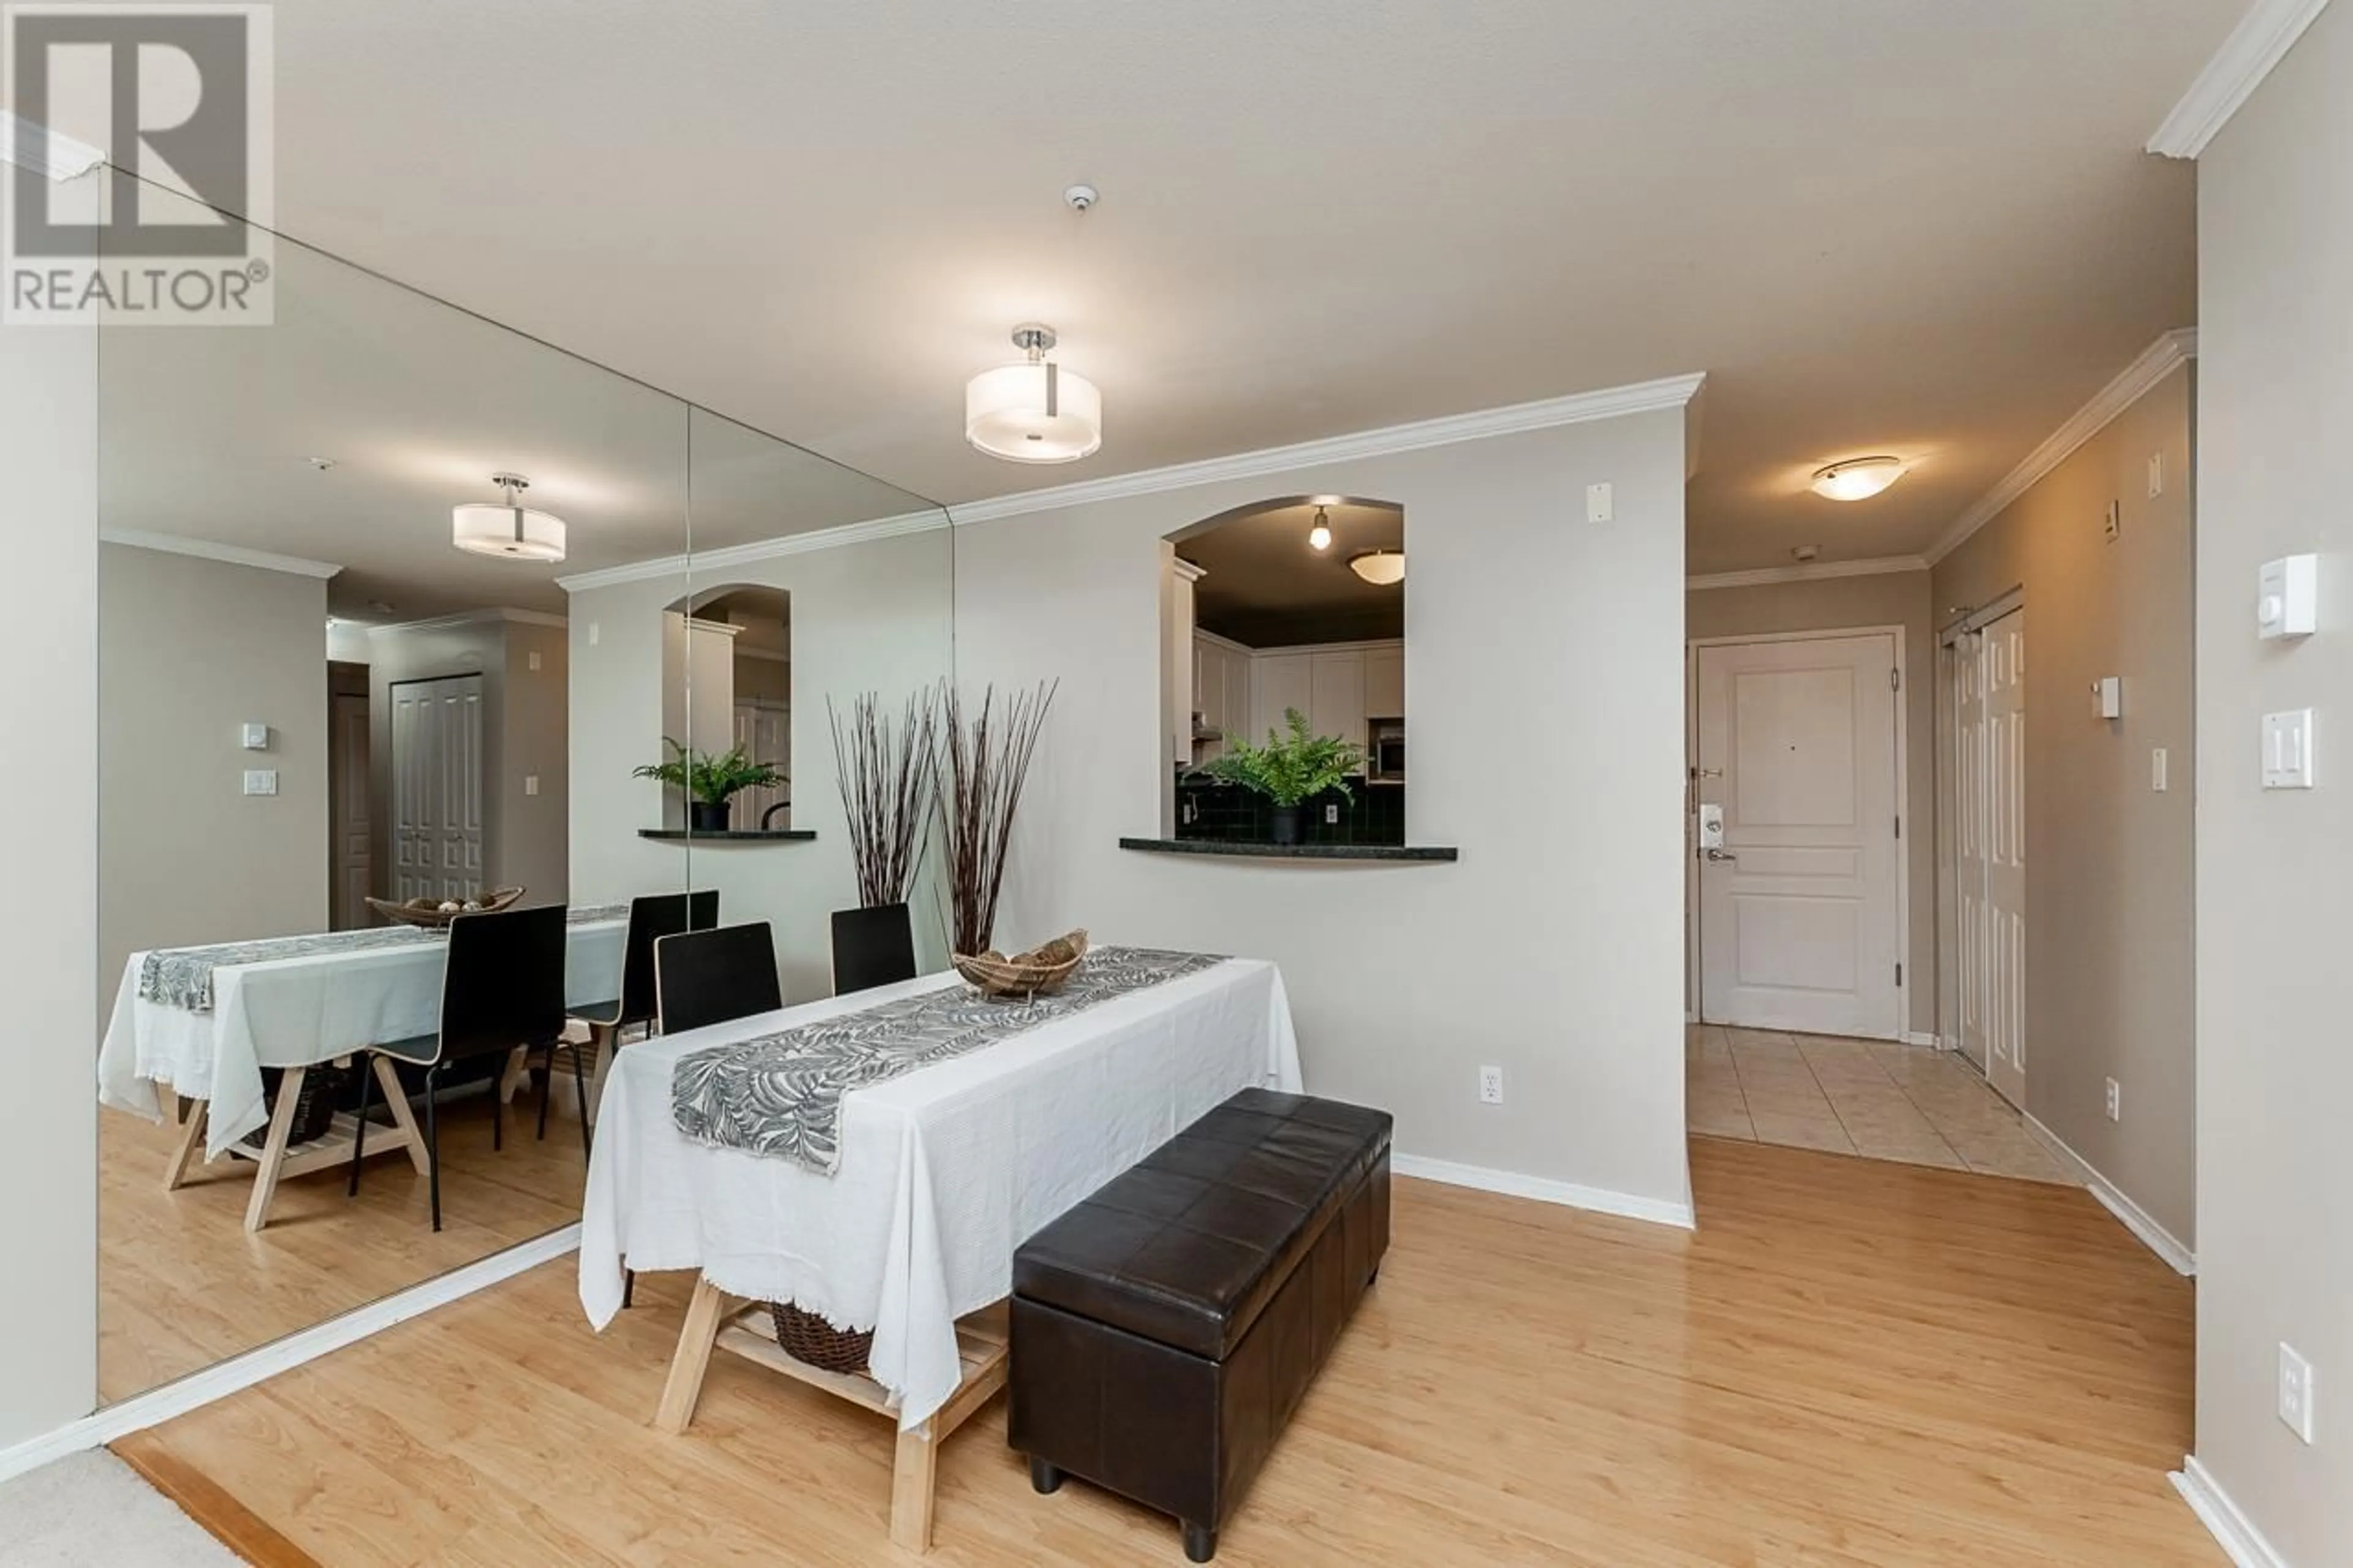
<box><xmin>670</xmin><ymin>945</ymin><xmax>1226</xmax><ymax>1173</ymax></box>
<box><xmin>137</xmin><ymin>903</ymin><xmax>632</xmax><ymax>1013</ymax></box>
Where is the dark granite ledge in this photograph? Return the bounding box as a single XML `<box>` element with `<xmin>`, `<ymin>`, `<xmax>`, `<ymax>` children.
<box><xmin>638</xmin><ymin>828</ymin><xmax>817</xmax><ymax>843</ymax></box>
<box><xmin>1120</xmin><ymin>837</ymin><xmax>1457</xmax><ymax>863</ymax></box>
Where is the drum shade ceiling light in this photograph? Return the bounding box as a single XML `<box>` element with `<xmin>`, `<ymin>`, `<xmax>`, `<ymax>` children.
<box><xmin>965</xmin><ymin>323</ymin><xmax>1102</xmax><ymax>464</ymax></box>
<box><xmin>452</xmin><ymin>472</ymin><xmax>566</xmax><ymax>562</ymax></box>
<box><xmin>1810</xmin><ymin>456</ymin><xmax>1907</xmax><ymax>501</ymax></box>
<box><xmin>1349</xmin><ymin>549</ymin><xmax>1406</xmax><ymax>586</ymax></box>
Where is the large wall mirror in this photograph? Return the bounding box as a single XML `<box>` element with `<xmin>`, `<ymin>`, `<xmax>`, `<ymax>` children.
<box><xmin>91</xmin><ymin>181</ymin><xmax>953</xmax><ymax>1405</ymax></box>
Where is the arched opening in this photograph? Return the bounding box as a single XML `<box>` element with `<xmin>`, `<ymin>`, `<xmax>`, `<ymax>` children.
<box><xmin>657</xmin><ymin>583</ymin><xmax>792</xmax><ymax>830</ymax></box>
<box><xmin>1164</xmin><ymin>496</ymin><xmax>1406</xmax><ymax>846</ymax></box>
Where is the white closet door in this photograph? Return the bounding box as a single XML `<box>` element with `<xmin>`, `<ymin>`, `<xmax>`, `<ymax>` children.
<box><xmin>390</xmin><ymin>674</ymin><xmax>485</xmax><ymax>905</ymax></box>
<box><xmin>1981</xmin><ymin>610</ymin><xmax>2028</xmax><ymax>1108</ymax></box>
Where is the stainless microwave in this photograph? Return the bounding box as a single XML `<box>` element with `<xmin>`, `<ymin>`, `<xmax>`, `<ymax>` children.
<box><xmin>1367</xmin><ymin>719</ymin><xmax>1405</xmax><ymax>782</ymax></box>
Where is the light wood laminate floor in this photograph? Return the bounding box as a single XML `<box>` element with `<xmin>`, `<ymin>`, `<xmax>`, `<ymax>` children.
<box><xmin>1688</xmin><ymin>1026</ymin><xmax>2075</xmax><ymax>1183</ymax></box>
<box><xmin>100</xmin><ymin>1078</ymin><xmax>591</xmax><ymax>1402</ymax></box>
<box><xmin>122</xmin><ymin>1138</ymin><xmax>2215</xmax><ymax>1566</ymax></box>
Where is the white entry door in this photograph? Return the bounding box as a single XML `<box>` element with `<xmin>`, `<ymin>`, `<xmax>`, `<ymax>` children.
<box><xmin>1958</xmin><ymin>609</ymin><xmax>2028</xmax><ymax>1107</ymax></box>
<box><xmin>733</xmin><ymin>700</ymin><xmax>790</xmax><ymax>829</ymax></box>
<box><xmin>390</xmin><ymin>675</ymin><xmax>485</xmax><ymax>904</ymax></box>
<box><xmin>1696</xmin><ymin>634</ymin><xmax>1903</xmax><ymax>1037</ymax></box>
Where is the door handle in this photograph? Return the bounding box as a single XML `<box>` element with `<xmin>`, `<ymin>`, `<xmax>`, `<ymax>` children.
<box><xmin>1705</xmin><ymin>847</ymin><xmax>1738</xmax><ymax>862</ymax></box>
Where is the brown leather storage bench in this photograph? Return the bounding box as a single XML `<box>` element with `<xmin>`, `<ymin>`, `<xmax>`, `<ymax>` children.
<box><xmin>1008</xmin><ymin>1088</ymin><xmax>1392</xmax><ymax>1562</ymax></box>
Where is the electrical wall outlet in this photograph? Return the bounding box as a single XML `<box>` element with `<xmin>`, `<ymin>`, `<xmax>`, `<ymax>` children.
<box><xmin>524</xmin><ymin>775</ymin><xmax>540</xmax><ymax>798</ymax></box>
<box><xmin>528</xmin><ymin>650</ymin><xmax>543</xmax><ymax>672</ymax></box>
<box><xmin>2104</xmin><ymin>1077</ymin><xmax>2121</xmax><ymax>1123</ymax></box>
<box><xmin>1477</xmin><ymin>1066</ymin><xmax>1504</xmax><ymax>1105</ymax></box>
<box><xmin>1585</xmin><ymin>482</ymin><xmax>1613</xmax><ymax>524</ymax></box>
<box><xmin>2279</xmin><ymin>1343</ymin><xmax>2316</xmax><ymax>1444</ymax></box>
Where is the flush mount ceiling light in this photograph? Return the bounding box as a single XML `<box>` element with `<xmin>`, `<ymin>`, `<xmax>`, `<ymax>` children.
<box><xmin>1307</xmin><ymin>505</ymin><xmax>1333</xmax><ymax>552</ymax></box>
<box><xmin>965</xmin><ymin>323</ymin><xmax>1103</xmax><ymax>464</ymax></box>
<box><xmin>452</xmin><ymin>472</ymin><xmax>566</xmax><ymax>562</ymax></box>
<box><xmin>1349</xmin><ymin>549</ymin><xmax>1405</xmax><ymax>586</ymax></box>
<box><xmin>1810</xmin><ymin>456</ymin><xmax>1907</xmax><ymax>502</ymax></box>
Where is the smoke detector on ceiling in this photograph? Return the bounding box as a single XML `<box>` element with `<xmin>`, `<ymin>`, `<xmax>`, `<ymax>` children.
<box><xmin>1792</xmin><ymin>544</ymin><xmax>1821</xmax><ymax>562</ymax></box>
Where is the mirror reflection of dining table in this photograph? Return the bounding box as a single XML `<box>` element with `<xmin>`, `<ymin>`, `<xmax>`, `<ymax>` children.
<box><xmin>97</xmin><ymin>903</ymin><xmax>628</xmax><ymax>1231</ymax></box>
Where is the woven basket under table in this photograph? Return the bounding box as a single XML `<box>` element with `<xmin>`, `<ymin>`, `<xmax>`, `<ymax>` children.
<box><xmin>768</xmin><ymin>1301</ymin><xmax>874</xmax><ymax>1374</ymax></box>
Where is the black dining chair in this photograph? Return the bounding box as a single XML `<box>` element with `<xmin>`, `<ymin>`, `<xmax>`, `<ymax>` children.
<box><xmin>544</xmin><ymin>890</ymin><xmax>719</xmax><ymax>1140</ymax></box>
<box><xmin>348</xmin><ymin>904</ymin><xmax>572</xmax><ymax>1232</ymax></box>
<box><xmin>654</xmin><ymin>921</ymin><xmax>783</xmax><ymax>1036</ymax></box>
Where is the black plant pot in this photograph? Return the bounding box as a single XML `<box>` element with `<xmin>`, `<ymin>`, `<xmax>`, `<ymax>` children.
<box><xmin>689</xmin><ymin>800</ymin><xmax>733</xmax><ymax>833</ymax></box>
<box><xmin>833</xmin><ymin>902</ymin><xmax>917</xmax><ymax>995</ymax></box>
<box><xmin>1268</xmin><ymin>804</ymin><xmax>1303</xmax><ymax>846</ymax></box>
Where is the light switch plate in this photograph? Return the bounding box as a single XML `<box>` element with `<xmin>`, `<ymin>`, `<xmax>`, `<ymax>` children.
<box><xmin>2147</xmin><ymin>453</ymin><xmax>2164</xmax><ymax>499</ymax></box>
<box><xmin>1585</xmin><ymin>482</ymin><xmax>1613</xmax><ymax>524</ymax></box>
<box><xmin>2104</xmin><ymin>500</ymin><xmax>2122</xmax><ymax>542</ymax></box>
<box><xmin>2262</xmin><ymin>710</ymin><xmax>2316</xmax><ymax>789</ymax></box>
<box><xmin>2151</xmin><ymin>748</ymin><xmax>2168</xmax><ymax>792</ymax></box>
<box><xmin>2093</xmin><ymin>676</ymin><xmax>2123</xmax><ymax>720</ymax></box>
<box><xmin>241</xmin><ymin>769</ymin><xmax>279</xmax><ymax>797</ymax></box>
<box><xmin>239</xmin><ymin>722</ymin><xmax>270</xmax><ymax>750</ymax></box>
<box><xmin>525</xmin><ymin>775</ymin><xmax>540</xmax><ymax>798</ymax></box>
<box><xmin>528</xmin><ymin>650</ymin><xmax>543</xmax><ymax>672</ymax></box>
<box><xmin>2259</xmin><ymin>555</ymin><xmax>2318</xmax><ymax>640</ymax></box>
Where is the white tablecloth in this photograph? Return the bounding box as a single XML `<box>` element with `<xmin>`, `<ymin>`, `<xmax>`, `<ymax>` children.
<box><xmin>97</xmin><ymin>918</ymin><xmax>626</xmax><ymax>1158</ymax></box>
<box><xmin>578</xmin><ymin>956</ymin><xmax>1302</xmax><ymax>1430</ymax></box>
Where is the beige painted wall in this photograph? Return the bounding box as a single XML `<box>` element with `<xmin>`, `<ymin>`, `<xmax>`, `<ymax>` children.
<box><xmin>567</xmin><ymin>530</ymin><xmax>955</xmax><ymax>1001</ymax></box>
<box><xmin>0</xmin><ymin>195</ymin><xmax>99</xmax><ymax>1450</ymax></box>
<box><xmin>2192</xmin><ymin>7</ymin><xmax>2353</xmax><ymax>1559</ymax></box>
<box><xmin>1686</xmin><ymin>571</ymin><xmax>1935</xmax><ymax>1034</ymax></box>
<box><xmin>955</xmin><ymin>412</ymin><xmax>1693</xmax><ymax>1214</ymax></box>
<box><xmin>1931</xmin><ymin>365</ymin><xmax>2195</xmax><ymax>1251</ymax></box>
<box><xmin>99</xmin><ymin>545</ymin><xmax>331</xmax><ymax>1013</ymax></box>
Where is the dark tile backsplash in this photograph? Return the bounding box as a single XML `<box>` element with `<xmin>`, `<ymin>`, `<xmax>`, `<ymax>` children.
<box><xmin>1175</xmin><ymin>775</ymin><xmax>1406</xmax><ymax>846</ymax></box>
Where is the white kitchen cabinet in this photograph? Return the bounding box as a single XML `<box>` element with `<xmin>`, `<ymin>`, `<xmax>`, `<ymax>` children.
<box><xmin>1252</xmin><ymin>653</ymin><xmax>1313</xmax><ymax>746</ymax></box>
<box><xmin>1309</xmin><ymin>652</ymin><xmax>1366</xmax><ymax>767</ymax></box>
<box><xmin>1363</xmin><ymin>645</ymin><xmax>1404</xmax><ymax>719</ymax></box>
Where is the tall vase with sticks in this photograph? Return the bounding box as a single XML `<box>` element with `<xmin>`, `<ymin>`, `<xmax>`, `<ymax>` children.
<box><xmin>936</xmin><ymin>680</ymin><xmax>1058</xmax><ymax>959</ymax></box>
<box><xmin>828</xmin><ymin>691</ymin><xmax>939</xmax><ymax>995</ymax></box>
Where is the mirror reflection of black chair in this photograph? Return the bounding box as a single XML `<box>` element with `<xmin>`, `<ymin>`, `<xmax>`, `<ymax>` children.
<box><xmin>654</xmin><ymin>922</ymin><xmax>783</xmax><ymax>1036</ymax></box>
<box><xmin>348</xmin><ymin>904</ymin><xmax>572</xmax><ymax>1232</ymax></box>
<box><xmin>831</xmin><ymin>903</ymin><xmax>917</xmax><ymax>996</ymax></box>
<box><xmin>547</xmin><ymin>890</ymin><xmax>718</xmax><ymax>1140</ymax></box>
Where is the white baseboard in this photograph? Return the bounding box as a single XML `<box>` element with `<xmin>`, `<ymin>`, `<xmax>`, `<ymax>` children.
<box><xmin>2020</xmin><ymin>1115</ymin><xmax>2194</xmax><ymax>1276</ymax></box>
<box><xmin>1392</xmin><ymin>1152</ymin><xmax>1696</xmax><ymax>1230</ymax></box>
<box><xmin>2172</xmin><ymin>1455</ymin><xmax>2290</xmax><ymax>1568</ymax></box>
<box><xmin>0</xmin><ymin>1223</ymin><xmax>582</xmax><ymax>1485</ymax></box>
<box><xmin>1900</xmin><ymin>1030</ymin><xmax>1941</xmax><ymax>1048</ymax></box>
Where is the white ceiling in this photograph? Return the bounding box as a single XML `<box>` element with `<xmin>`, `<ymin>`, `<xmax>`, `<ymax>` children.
<box><xmin>1178</xmin><ymin>502</ymin><xmax>1406</xmax><ymax>646</ymax></box>
<box><xmin>109</xmin><ymin>1</ymin><xmax>2237</xmax><ymax>582</ymax></box>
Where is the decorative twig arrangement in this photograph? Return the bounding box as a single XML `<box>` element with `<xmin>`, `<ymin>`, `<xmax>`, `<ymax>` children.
<box><xmin>935</xmin><ymin>679</ymin><xmax>1058</xmax><ymax>956</ymax></box>
<box><xmin>828</xmin><ymin>691</ymin><xmax>940</xmax><ymax>909</ymax></box>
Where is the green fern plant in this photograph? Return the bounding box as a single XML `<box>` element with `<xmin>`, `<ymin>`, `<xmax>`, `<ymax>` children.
<box><xmin>1197</xmin><ymin>708</ymin><xmax>1363</xmax><ymax>807</ymax></box>
<box><xmin>634</xmin><ymin>738</ymin><xmax>784</xmax><ymax>805</ymax></box>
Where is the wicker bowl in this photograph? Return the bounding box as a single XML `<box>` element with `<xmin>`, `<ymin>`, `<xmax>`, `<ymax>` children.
<box><xmin>953</xmin><ymin>929</ymin><xmax>1089</xmax><ymax>998</ymax></box>
<box><xmin>768</xmin><ymin>1301</ymin><xmax>874</xmax><ymax>1374</ymax></box>
<box><xmin>365</xmin><ymin>887</ymin><xmax>526</xmax><ymax>928</ymax></box>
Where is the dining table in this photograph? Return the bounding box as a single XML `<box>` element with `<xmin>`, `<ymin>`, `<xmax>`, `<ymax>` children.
<box><xmin>98</xmin><ymin>904</ymin><xmax>627</xmax><ymax>1230</ymax></box>
<box><xmin>577</xmin><ymin>950</ymin><xmax>1302</xmax><ymax>1553</ymax></box>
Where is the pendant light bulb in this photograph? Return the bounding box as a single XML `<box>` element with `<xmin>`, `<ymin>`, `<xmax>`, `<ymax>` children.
<box><xmin>1308</xmin><ymin>505</ymin><xmax>1333</xmax><ymax>552</ymax></box>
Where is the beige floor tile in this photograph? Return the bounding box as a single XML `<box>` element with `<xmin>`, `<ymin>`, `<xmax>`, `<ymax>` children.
<box><xmin>1688</xmin><ymin>1094</ymin><xmax>1756</xmax><ymax>1141</ymax></box>
<box><xmin>1747</xmin><ymin>1108</ymin><xmax>1857</xmax><ymax>1155</ymax></box>
<box><xmin>1724</xmin><ymin>1027</ymin><xmax>1800</xmax><ymax>1055</ymax></box>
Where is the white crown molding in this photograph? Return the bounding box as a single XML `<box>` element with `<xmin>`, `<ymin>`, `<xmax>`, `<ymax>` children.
<box><xmin>0</xmin><ymin>108</ymin><xmax>104</xmax><ymax>182</ymax></box>
<box><xmin>366</xmin><ymin>606</ymin><xmax>567</xmax><ymax>637</ymax></box>
<box><xmin>2148</xmin><ymin>0</ymin><xmax>2333</xmax><ymax>158</ymax></box>
<box><xmin>1390</xmin><ymin>1152</ymin><xmax>1696</xmax><ymax>1231</ymax></box>
<box><xmin>0</xmin><ymin>1224</ymin><xmax>581</xmax><ymax>1485</ymax></box>
<box><xmin>1685</xmin><ymin>555</ymin><xmax>1928</xmax><ymax>592</ymax></box>
<box><xmin>1171</xmin><ymin>558</ymin><xmax>1208</xmax><ymax>583</ymax></box>
<box><xmin>2020</xmin><ymin>1113</ymin><xmax>2196</xmax><ymax>1276</ymax></box>
<box><xmin>2171</xmin><ymin>1456</ymin><xmax>2290</xmax><ymax>1568</ymax></box>
<box><xmin>947</xmin><ymin>372</ymin><xmax>1710</xmax><ymax>528</ymax></box>
<box><xmin>553</xmin><ymin>508</ymin><xmax>949</xmax><ymax>594</ymax></box>
<box><xmin>1926</xmin><ymin>329</ymin><xmax>2197</xmax><ymax>567</ymax></box>
<box><xmin>99</xmin><ymin>527</ymin><xmax>342</xmax><ymax>580</ymax></box>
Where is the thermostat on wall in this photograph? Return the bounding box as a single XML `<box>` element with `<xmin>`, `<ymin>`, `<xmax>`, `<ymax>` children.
<box><xmin>2259</xmin><ymin>555</ymin><xmax>2317</xmax><ymax>640</ymax></box>
<box><xmin>240</xmin><ymin>722</ymin><xmax>270</xmax><ymax>750</ymax></box>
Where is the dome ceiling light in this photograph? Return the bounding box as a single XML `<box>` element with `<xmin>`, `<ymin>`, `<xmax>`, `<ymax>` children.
<box><xmin>1349</xmin><ymin>549</ymin><xmax>1405</xmax><ymax>586</ymax></box>
<box><xmin>964</xmin><ymin>322</ymin><xmax>1104</xmax><ymax>464</ymax></box>
<box><xmin>452</xmin><ymin>472</ymin><xmax>566</xmax><ymax>562</ymax></box>
<box><xmin>1307</xmin><ymin>504</ymin><xmax>1333</xmax><ymax>552</ymax></box>
<box><xmin>1810</xmin><ymin>456</ymin><xmax>1908</xmax><ymax>502</ymax></box>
